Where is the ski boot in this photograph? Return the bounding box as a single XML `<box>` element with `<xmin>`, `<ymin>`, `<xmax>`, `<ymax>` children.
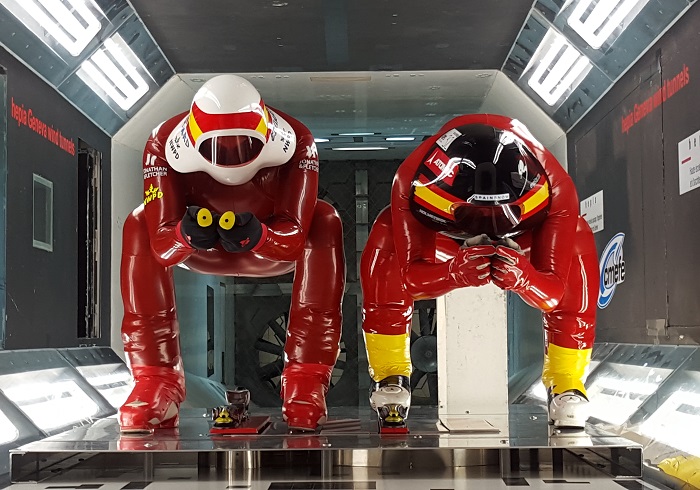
<box><xmin>548</xmin><ymin>389</ymin><xmax>590</xmax><ymax>429</ymax></box>
<box><xmin>548</xmin><ymin>424</ymin><xmax>593</xmax><ymax>446</ymax></box>
<box><xmin>119</xmin><ymin>366</ymin><xmax>185</xmax><ymax>433</ymax></box>
<box><xmin>281</xmin><ymin>363</ymin><xmax>331</xmax><ymax>432</ymax></box>
<box><xmin>226</xmin><ymin>388</ymin><xmax>251</xmax><ymax>426</ymax></box>
<box><xmin>370</xmin><ymin>375</ymin><xmax>411</xmax><ymax>434</ymax></box>
<box><xmin>210</xmin><ymin>388</ymin><xmax>255</xmax><ymax>434</ymax></box>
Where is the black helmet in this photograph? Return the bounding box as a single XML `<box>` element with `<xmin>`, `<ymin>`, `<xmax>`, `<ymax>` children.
<box><xmin>409</xmin><ymin>123</ymin><xmax>551</xmax><ymax>240</ymax></box>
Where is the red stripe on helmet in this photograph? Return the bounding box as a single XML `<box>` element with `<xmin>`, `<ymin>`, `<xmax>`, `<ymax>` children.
<box><xmin>190</xmin><ymin>101</ymin><xmax>266</xmax><ymax>135</ymax></box>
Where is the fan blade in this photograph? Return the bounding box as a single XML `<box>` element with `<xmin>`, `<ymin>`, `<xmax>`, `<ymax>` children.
<box><xmin>254</xmin><ymin>338</ymin><xmax>285</xmax><ymax>356</ymax></box>
<box><xmin>419</xmin><ymin>307</ymin><xmax>435</xmax><ymax>337</ymax></box>
<box><xmin>427</xmin><ymin>373</ymin><xmax>438</xmax><ymax>400</ymax></box>
<box><xmin>258</xmin><ymin>359</ymin><xmax>284</xmax><ymax>381</ymax></box>
<box><xmin>410</xmin><ymin>369</ymin><xmax>426</xmax><ymax>390</ymax></box>
<box><xmin>267</xmin><ymin>317</ymin><xmax>287</xmax><ymax>343</ymax></box>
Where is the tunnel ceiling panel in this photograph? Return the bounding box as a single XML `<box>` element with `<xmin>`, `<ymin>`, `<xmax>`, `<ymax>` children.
<box><xmin>0</xmin><ymin>0</ymin><xmax>696</xmax><ymax>136</ymax></box>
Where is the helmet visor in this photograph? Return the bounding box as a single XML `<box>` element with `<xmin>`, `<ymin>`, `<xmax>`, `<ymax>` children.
<box><xmin>452</xmin><ymin>203</ymin><xmax>522</xmax><ymax>239</ymax></box>
<box><xmin>198</xmin><ymin>135</ymin><xmax>264</xmax><ymax>167</ymax></box>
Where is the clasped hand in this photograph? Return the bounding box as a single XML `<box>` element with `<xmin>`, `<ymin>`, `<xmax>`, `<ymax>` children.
<box><xmin>180</xmin><ymin>206</ymin><xmax>264</xmax><ymax>252</ymax></box>
<box><xmin>448</xmin><ymin>234</ymin><xmax>531</xmax><ymax>290</ymax></box>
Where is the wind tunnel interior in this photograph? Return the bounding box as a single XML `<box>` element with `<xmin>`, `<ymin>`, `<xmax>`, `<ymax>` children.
<box><xmin>0</xmin><ymin>0</ymin><xmax>700</xmax><ymax>487</ymax></box>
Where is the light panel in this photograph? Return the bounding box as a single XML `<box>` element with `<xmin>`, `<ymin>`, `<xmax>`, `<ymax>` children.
<box><xmin>567</xmin><ymin>0</ymin><xmax>651</xmax><ymax>50</ymax></box>
<box><xmin>386</xmin><ymin>136</ymin><xmax>416</xmax><ymax>141</ymax></box>
<box><xmin>0</xmin><ymin>368</ymin><xmax>100</xmax><ymax>432</ymax></box>
<box><xmin>77</xmin><ymin>34</ymin><xmax>149</xmax><ymax>111</ymax></box>
<box><xmin>526</xmin><ymin>28</ymin><xmax>592</xmax><ymax>107</ymax></box>
<box><xmin>74</xmin><ymin>362</ymin><xmax>133</xmax><ymax>410</ymax></box>
<box><xmin>2</xmin><ymin>0</ymin><xmax>101</xmax><ymax>57</ymax></box>
<box><xmin>586</xmin><ymin>364</ymin><xmax>670</xmax><ymax>425</ymax></box>
<box><xmin>640</xmin><ymin>390</ymin><xmax>700</xmax><ymax>456</ymax></box>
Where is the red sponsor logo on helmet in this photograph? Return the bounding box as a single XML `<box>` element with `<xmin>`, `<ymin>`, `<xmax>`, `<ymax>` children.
<box><xmin>424</xmin><ymin>148</ymin><xmax>457</xmax><ymax>186</ymax></box>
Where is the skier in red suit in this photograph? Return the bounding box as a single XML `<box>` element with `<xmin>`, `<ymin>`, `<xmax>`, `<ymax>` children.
<box><xmin>119</xmin><ymin>74</ymin><xmax>345</xmax><ymax>432</ymax></box>
<box><xmin>361</xmin><ymin>114</ymin><xmax>597</xmax><ymax>429</ymax></box>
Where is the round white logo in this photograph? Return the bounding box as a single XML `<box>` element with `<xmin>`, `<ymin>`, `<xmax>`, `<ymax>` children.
<box><xmin>598</xmin><ymin>232</ymin><xmax>625</xmax><ymax>309</ymax></box>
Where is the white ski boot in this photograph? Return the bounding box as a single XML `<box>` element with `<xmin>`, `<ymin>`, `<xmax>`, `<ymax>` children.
<box><xmin>370</xmin><ymin>375</ymin><xmax>411</xmax><ymax>433</ymax></box>
<box><xmin>548</xmin><ymin>389</ymin><xmax>590</xmax><ymax>429</ymax></box>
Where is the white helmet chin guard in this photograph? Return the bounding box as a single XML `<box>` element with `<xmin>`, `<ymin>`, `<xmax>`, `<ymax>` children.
<box><xmin>165</xmin><ymin>74</ymin><xmax>297</xmax><ymax>185</ymax></box>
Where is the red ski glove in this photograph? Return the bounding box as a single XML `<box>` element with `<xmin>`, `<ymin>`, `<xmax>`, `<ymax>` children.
<box><xmin>491</xmin><ymin>244</ymin><xmax>533</xmax><ymax>291</ymax></box>
<box><xmin>448</xmin><ymin>244</ymin><xmax>496</xmax><ymax>288</ymax></box>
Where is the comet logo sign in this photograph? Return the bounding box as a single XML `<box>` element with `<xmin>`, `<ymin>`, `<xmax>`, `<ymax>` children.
<box><xmin>598</xmin><ymin>232</ymin><xmax>626</xmax><ymax>309</ymax></box>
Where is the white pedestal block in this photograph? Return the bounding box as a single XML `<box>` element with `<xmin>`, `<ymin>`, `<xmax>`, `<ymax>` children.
<box><xmin>437</xmin><ymin>283</ymin><xmax>509</xmax><ymax>419</ymax></box>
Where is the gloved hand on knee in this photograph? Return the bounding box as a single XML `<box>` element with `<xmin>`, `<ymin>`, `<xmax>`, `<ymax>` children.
<box><xmin>179</xmin><ymin>206</ymin><xmax>219</xmax><ymax>250</ymax></box>
<box><xmin>217</xmin><ymin>211</ymin><xmax>267</xmax><ymax>252</ymax></box>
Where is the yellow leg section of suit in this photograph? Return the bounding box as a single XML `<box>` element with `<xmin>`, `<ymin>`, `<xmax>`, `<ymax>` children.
<box><xmin>363</xmin><ymin>332</ymin><xmax>412</xmax><ymax>382</ymax></box>
<box><xmin>658</xmin><ymin>456</ymin><xmax>700</xmax><ymax>488</ymax></box>
<box><xmin>542</xmin><ymin>344</ymin><xmax>592</xmax><ymax>397</ymax></box>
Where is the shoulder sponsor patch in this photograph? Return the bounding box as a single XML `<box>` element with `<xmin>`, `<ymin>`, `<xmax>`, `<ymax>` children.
<box><xmin>299</xmin><ymin>159</ymin><xmax>319</xmax><ymax>172</ymax></box>
<box><xmin>144</xmin><ymin>166</ymin><xmax>169</xmax><ymax>179</ymax></box>
<box><xmin>144</xmin><ymin>184</ymin><xmax>164</xmax><ymax>206</ymax></box>
<box><xmin>143</xmin><ymin>152</ymin><xmax>168</xmax><ymax>179</ymax></box>
<box><xmin>299</xmin><ymin>143</ymin><xmax>319</xmax><ymax>171</ymax></box>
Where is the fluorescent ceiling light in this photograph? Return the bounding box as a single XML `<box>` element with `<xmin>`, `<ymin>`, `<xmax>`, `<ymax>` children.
<box><xmin>331</xmin><ymin>147</ymin><xmax>388</xmax><ymax>151</ymax></box>
<box><xmin>314</xmin><ymin>138</ymin><xmax>330</xmax><ymax>143</ymax></box>
<box><xmin>386</xmin><ymin>137</ymin><xmax>416</xmax><ymax>141</ymax></box>
<box><xmin>78</xmin><ymin>34</ymin><xmax>149</xmax><ymax>111</ymax></box>
<box><xmin>567</xmin><ymin>0</ymin><xmax>650</xmax><ymax>50</ymax></box>
<box><xmin>5</xmin><ymin>0</ymin><xmax>102</xmax><ymax>57</ymax></box>
<box><xmin>526</xmin><ymin>28</ymin><xmax>592</xmax><ymax>106</ymax></box>
<box><xmin>338</xmin><ymin>132</ymin><xmax>377</xmax><ymax>136</ymax></box>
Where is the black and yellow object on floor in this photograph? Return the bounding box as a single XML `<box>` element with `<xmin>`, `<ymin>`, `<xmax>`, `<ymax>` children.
<box><xmin>377</xmin><ymin>404</ymin><xmax>409</xmax><ymax>434</ymax></box>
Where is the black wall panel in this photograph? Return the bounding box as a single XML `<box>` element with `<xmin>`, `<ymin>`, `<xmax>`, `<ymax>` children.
<box><xmin>568</xmin><ymin>3</ymin><xmax>700</xmax><ymax>345</ymax></box>
<box><xmin>657</xmin><ymin>17</ymin><xmax>700</xmax><ymax>329</ymax></box>
<box><xmin>0</xmin><ymin>47</ymin><xmax>111</xmax><ymax>349</ymax></box>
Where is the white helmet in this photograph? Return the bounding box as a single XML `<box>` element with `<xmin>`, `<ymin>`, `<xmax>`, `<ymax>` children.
<box><xmin>164</xmin><ymin>74</ymin><xmax>297</xmax><ymax>185</ymax></box>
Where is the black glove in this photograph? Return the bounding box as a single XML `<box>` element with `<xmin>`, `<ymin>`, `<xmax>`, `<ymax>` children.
<box><xmin>180</xmin><ymin>206</ymin><xmax>219</xmax><ymax>250</ymax></box>
<box><xmin>217</xmin><ymin>211</ymin><xmax>265</xmax><ymax>253</ymax></box>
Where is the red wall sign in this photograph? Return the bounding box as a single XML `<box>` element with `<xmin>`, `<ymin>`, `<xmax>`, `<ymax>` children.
<box><xmin>10</xmin><ymin>97</ymin><xmax>76</xmax><ymax>156</ymax></box>
<box><xmin>621</xmin><ymin>64</ymin><xmax>690</xmax><ymax>135</ymax></box>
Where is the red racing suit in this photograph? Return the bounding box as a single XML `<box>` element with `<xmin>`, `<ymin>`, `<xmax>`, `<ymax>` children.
<box><xmin>360</xmin><ymin>114</ymin><xmax>597</xmax><ymax>399</ymax></box>
<box><xmin>119</xmin><ymin>108</ymin><xmax>345</xmax><ymax>431</ymax></box>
